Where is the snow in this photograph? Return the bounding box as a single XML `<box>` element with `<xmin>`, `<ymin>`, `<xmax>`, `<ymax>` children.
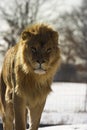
<box><xmin>40</xmin><ymin>82</ymin><xmax>87</xmax><ymax>130</ymax></box>
<box><xmin>41</xmin><ymin>112</ymin><xmax>87</xmax><ymax>125</ymax></box>
<box><xmin>39</xmin><ymin>124</ymin><xmax>87</xmax><ymax>130</ymax></box>
<box><xmin>40</xmin><ymin>83</ymin><xmax>87</xmax><ymax>125</ymax></box>
<box><xmin>44</xmin><ymin>83</ymin><xmax>87</xmax><ymax>112</ymax></box>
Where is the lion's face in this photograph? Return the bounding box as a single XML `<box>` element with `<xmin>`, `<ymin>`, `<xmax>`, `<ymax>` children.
<box><xmin>21</xmin><ymin>25</ymin><xmax>60</xmax><ymax>75</ymax></box>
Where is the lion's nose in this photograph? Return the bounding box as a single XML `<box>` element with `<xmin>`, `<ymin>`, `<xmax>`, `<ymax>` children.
<box><xmin>36</xmin><ymin>59</ymin><xmax>45</xmax><ymax>64</ymax></box>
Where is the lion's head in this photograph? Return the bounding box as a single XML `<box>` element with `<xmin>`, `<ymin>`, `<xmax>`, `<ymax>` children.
<box><xmin>19</xmin><ymin>24</ymin><xmax>60</xmax><ymax>75</ymax></box>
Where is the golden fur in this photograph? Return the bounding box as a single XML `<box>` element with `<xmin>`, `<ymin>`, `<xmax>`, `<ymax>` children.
<box><xmin>0</xmin><ymin>24</ymin><xmax>60</xmax><ymax>130</ymax></box>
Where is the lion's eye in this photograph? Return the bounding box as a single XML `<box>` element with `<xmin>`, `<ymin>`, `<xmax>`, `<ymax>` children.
<box><xmin>47</xmin><ymin>48</ymin><xmax>52</xmax><ymax>54</ymax></box>
<box><xmin>31</xmin><ymin>47</ymin><xmax>37</xmax><ymax>53</ymax></box>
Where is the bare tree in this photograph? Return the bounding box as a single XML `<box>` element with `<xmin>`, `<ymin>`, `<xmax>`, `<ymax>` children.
<box><xmin>53</xmin><ymin>0</ymin><xmax>87</xmax><ymax>82</ymax></box>
<box><xmin>0</xmin><ymin>0</ymin><xmax>41</xmax><ymax>49</ymax></box>
<box><xmin>55</xmin><ymin>0</ymin><xmax>87</xmax><ymax>63</ymax></box>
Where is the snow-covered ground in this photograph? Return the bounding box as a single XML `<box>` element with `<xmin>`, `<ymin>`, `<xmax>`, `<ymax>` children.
<box><xmin>39</xmin><ymin>82</ymin><xmax>87</xmax><ymax>130</ymax></box>
<box><xmin>44</xmin><ymin>83</ymin><xmax>87</xmax><ymax>112</ymax></box>
<box><xmin>40</xmin><ymin>83</ymin><xmax>87</xmax><ymax>125</ymax></box>
<box><xmin>39</xmin><ymin>124</ymin><xmax>87</xmax><ymax>130</ymax></box>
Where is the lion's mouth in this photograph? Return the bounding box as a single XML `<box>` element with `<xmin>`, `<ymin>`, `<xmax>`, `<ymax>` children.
<box><xmin>34</xmin><ymin>68</ymin><xmax>46</xmax><ymax>75</ymax></box>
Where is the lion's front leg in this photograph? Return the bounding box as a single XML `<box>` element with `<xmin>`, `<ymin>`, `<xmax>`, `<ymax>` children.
<box><xmin>14</xmin><ymin>93</ymin><xmax>26</xmax><ymax>130</ymax></box>
<box><xmin>28</xmin><ymin>100</ymin><xmax>46</xmax><ymax>130</ymax></box>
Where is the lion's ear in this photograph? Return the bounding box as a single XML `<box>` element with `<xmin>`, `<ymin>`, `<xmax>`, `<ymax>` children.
<box><xmin>53</xmin><ymin>31</ymin><xmax>59</xmax><ymax>41</ymax></box>
<box><xmin>49</xmin><ymin>30</ymin><xmax>59</xmax><ymax>42</ymax></box>
<box><xmin>21</xmin><ymin>31</ymin><xmax>33</xmax><ymax>40</ymax></box>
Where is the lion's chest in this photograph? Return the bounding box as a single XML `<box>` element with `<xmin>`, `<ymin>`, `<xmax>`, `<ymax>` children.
<box><xmin>16</xmin><ymin>73</ymin><xmax>51</xmax><ymax>105</ymax></box>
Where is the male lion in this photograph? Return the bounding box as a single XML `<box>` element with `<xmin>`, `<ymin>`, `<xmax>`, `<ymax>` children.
<box><xmin>0</xmin><ymin>24</ymin><xmax>60</xmax><ymax>130</ymax></box>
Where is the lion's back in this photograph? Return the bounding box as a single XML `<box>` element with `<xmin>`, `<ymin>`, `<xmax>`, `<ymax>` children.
<box><xmin>1</xmin><ymin>45</ymin><xmax>18</xmax><ymax>87</ymax></box>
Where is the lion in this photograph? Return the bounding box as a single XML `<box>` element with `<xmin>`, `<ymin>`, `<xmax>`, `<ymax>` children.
<box><xmin>0</xmin><ymin>24</ymin><xmax>60</xmax><ymax>130</ymax></box>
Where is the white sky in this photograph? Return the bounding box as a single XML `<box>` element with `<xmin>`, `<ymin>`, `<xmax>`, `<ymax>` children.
<box><xmin>64</xmin><ymin>0</ymin><xmax>82</xmax><ymax>6</ymax></box>
<box><xmin>0</xmin><ymin>0</ymin><xmax>83</xmax><ymax>31</ymax></box>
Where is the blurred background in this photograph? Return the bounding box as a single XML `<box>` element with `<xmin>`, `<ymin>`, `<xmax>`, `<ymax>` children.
<box><xmin>0</xmin><ymin>0</ymin><xmax>87</xmax><ymax>83</ymax></box>
<box><xmin>0</xmin><ymin>0</ymin><xmax>87</xmax><ymax>129</ymax></box>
